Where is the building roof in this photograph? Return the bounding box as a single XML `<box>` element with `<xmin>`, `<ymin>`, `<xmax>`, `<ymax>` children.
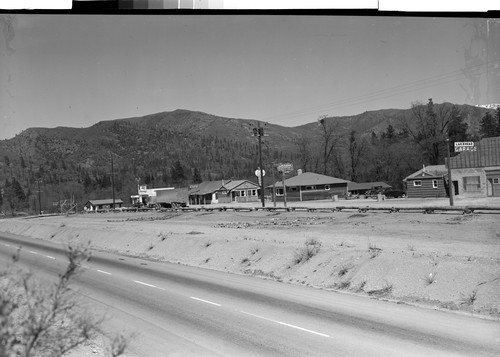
<box><xmin>188</xmin><ymin>181</ymin><xmax>226</xmax><ymax>195</ymax></box>
<box><xmin>86</xmin><ymin>199</ymin><xmax>124</xmax><ymax>205</ymax></box>
<box><xmin>403</xmin><ymin>165</ymin><xmax>448</xmax><ymax>181</ymax></box>
<box><xmin>347</xmin><ymin>181</ymin><xmax>391</xmax><ymax>191</ymax></box>
<box><xmin>268</xmin><ymin>172</ymin><xmax>349</xmax><ymax>188</ymax></box>
<box><xmin>447</xmin><ymin>136</ymin><xmax>500</xmax><ymax>168</ymax></box>
<box><xmin>223</xmin><ymin>180</ymin><xmax>259</xmax><ymax>190</ymax></box>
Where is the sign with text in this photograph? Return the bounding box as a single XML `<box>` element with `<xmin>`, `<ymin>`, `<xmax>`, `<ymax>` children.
<box><xmin>277</xmin><ymin>163</ymin><xmax>293</xmax><ymax>173</ymax></box>
<box><xmin>454</xmin><ymin>142</ymin><xmax>477</xmax><ymax>152</ymax></box>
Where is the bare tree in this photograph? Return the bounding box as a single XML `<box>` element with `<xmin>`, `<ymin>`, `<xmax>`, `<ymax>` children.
<box><xmin>348</xmin><ymin>131</ymin><xmax>367</xmax><ymax>182</ymax></box>
<box><xmin>294</xmin><ymin>135</ymin><xmax>313</xmax><ymax>172</ymax></box>
<box><xmin>318</xmin><ymin>115</ymin><xmax>342</xmax><ymax>175</ymax></box>
<box><xmin>0</xmin><ymin>245</ymin><xmax>129</xmax><ymax>357</ymax></box>
<box><xmin>401</xmin><ymin>99</ymin><xmax>460</xmax><ymax>165</ymax></box>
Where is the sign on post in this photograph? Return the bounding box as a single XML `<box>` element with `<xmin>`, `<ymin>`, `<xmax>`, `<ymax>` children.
<box><xmin>277</xmin><ymin>163</ymin><xmax>293</xmax><ymax>173</ymax></box>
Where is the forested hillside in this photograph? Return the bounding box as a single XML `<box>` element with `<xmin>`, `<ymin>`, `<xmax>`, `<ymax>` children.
<box><xmin>0</xmin><ymin>102</ymin><xmax>497</xmax><ymax>214</ymax></box>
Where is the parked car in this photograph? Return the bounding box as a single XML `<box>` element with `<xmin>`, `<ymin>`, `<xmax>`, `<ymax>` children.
<box><xmin>382</xmin><ymin>189</ymin><xmax>407</xmax><ymax>198</ymax></box>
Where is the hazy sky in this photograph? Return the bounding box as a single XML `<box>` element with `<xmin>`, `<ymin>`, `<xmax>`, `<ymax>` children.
<box><xmin>0</xmin><ymin>15</ymin><xmax>498</xmax><ymax>139</ymax></box>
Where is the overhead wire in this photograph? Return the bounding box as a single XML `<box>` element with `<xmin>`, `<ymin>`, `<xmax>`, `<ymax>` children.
<box><xmin>261</xmin><ymin>60</ymin><xmax>498</xmax><ymax>123</ymax></box>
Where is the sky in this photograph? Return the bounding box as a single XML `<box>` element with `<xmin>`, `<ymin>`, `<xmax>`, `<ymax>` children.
<box><xmin>0</xmin><ymin>14</ymin><xmax>499</xmax><ymax>139</ymax></box>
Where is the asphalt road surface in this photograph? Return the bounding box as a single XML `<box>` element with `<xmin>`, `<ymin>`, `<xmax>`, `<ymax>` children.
<box><xmin>1</xmin><ymin>232</ymin><xmax>499</xmax><ymax>356</ymax></box>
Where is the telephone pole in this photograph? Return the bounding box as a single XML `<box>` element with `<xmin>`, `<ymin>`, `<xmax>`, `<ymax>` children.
<box><xmin>253</xmin><ymin>123</ymin><xmax>266</xmax><ymax>207</ymax></box>
<box><xmin>35</xmin><ymin>178</ymin><xmax>42</xmax><ymax>215</ymax></box>
<box><xmin>110</xmin><ymin>152</ymin><xmax>116</xmax><ymax>209</ymax></box>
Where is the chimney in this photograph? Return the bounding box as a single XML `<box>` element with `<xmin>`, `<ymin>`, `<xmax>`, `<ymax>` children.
<box><xmin>297</xmin><ymin>169</ymin><xmax>303</xmax><ymax>175</ymax></box>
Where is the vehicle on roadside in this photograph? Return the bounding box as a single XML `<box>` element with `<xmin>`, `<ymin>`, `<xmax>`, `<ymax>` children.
<box><xmin>382</xmin><ymin>189</ymin><xmax>407</xmax><ymax>198</ymax></box>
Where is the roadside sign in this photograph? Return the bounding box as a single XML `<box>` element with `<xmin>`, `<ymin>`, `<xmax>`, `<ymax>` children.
<box><xmin>255</xmin><ymin>169</ymin><xmax>266</xmax><ymax>177</ymax></box>
<box><xmin>277</xmin><ymin>163</ymin><xmax>293</xmax><ymax>173</ymax></box>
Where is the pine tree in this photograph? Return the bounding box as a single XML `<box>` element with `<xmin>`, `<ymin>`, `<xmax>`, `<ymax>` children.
<box><xmin>11</xmin><ymin>178</ymin><xmax>26</xmax><ymax>202</ymax></box>
<box><xmin>192</xmin><ymin>167</ymin><xmax>202</xmax><ymax>184</ymax></box>
<box><xmin>171</xmin><ymin>160</ymin><xmax>186</xmax><ymax>185</ymax></box>
<box><xmin>479</xmin><ymin>112</ymin><xmax>496</xmax><ymax>138</ymax></box>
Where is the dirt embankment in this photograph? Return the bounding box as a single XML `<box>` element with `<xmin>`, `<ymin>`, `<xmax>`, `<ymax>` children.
<box><xmin>1</xmin><ymin>207</ymin><xmax>499</xmax><ymax>318</ymax></box>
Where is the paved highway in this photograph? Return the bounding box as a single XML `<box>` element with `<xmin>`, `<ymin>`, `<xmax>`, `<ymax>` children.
<box><xmin>1</xmin><ymin>232</ymin><xmax>499</xmax><ymax>356</ymax></box>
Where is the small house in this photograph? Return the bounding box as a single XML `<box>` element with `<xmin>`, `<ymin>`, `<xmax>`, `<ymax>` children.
<box><xmin>84</xmin><ymin>199</ymin><xmax>124</xmax><ymax>212</ymax></box>
<box><xmin>403</xmin><ymin>165</ymin><xmax>449</xmax><ymax>198</ymax></box>
<box><xmin>218</xmin><ymin>180</ymin><xmax>260</xmax><ymax>203</ymax></box>
<box><xmin>188</xmin><ymin>181</ymin><xmax>226</xmax><ymax>205</ymax></box>
<box><xmin>267</xmin><ymin>172</ymin><xmax>349</xmax><ymax>202</ymax></box>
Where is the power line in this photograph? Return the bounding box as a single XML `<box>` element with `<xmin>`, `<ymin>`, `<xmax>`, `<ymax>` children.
<box><xmin>262</xmin><ymin>60</ymin><xmax>498</xmax><ymax>122</ymax></box>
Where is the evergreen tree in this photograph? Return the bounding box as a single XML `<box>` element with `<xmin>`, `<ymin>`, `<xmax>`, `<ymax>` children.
<box><xmin>171</xmin><ymin>160</ymin><xmax>186</xmax><ymax>185</ymax></box>
<box><xmin>479</xmin><ymin>112</ymin><xmax>496</xmax><ymax>138</ymax></box>
<box><xmin>20</xmin><ymin>156</ymin><xmax>26</xmax><ymax>169</ymax></box>
<box><xmin>448</xmin><ymin>114</ymin><xmax>469</xmax><ymax>142</ymax></box>
<box><xmin>192</xmin><ymin>167</ymin><xmax>202</xmax><ymax>184</ymax></box>
<box><xmin>11</xmin><ymin>178</ymin><xmax>26</xmax><ymax>202</ymax></box>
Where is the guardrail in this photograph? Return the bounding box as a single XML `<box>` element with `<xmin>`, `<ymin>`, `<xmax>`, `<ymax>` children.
<box><xmin>174</xmin><ymin>205</ymin><xmax>500</xmax><ymax>215</ymax></box>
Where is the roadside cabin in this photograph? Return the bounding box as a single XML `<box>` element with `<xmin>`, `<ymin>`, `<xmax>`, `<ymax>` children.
<box><xmin>218</xmin><ymin>180</ymin><xmax>260</xmax><ymax>203</ymax></box>
<box><xmin>188</xmin><ymin>181</ymin><xmax>226</xmax><ymax>205</ymax></box>
<box><xmin>267</xmin><ymin>172</ymin><xmax>349</xmax><ymax>202</ymax></box>
<box><xmin>84</xmin><ymin>199</ymin><xmax>124</xmax><ymax>212</ymax></box>
<box><xmin>403</xmin><ymin>165</ymin><xmax>449</xmax><ymax>198</ymax></box>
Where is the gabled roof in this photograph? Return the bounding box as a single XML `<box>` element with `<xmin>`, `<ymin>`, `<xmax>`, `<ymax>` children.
<box><xmin>86</xmin><ymin>199</ymin><xmax>124</xmax><ymax>205</ymax></box>
<box><xmin>348</xmin><ymin>181</ymin><xmax>391</xmax><ymax>191</ymax></box>
<box><xmin>403</xmin><ymin>165</ymin><xmax>448</xmax><ymax>181</ymax></box>
<box><xmin>224</xmin><ymin>180</ymin><xmax>259</xmax><ymax>190</ymax></box>
<box><xmin>188</xmin><ymin>181</ymin><xmax>226</xmax><ymax>195</ymax></box>
<box><xmin>268</xmin><ymin>172</ymin><xmax>349</xmax><ymax>188</ymax></box>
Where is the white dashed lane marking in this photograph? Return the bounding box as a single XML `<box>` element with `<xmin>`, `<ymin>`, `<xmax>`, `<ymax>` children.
<box><xmin>29</xmin><ymin>250</ymin><xmax>39</xmax><ymax>255</ymax></box>
<box><xmin>97</xmin><ymin>269</ymin><xmax>112</xmax><ymax>275</ymax></box>
<box><xmin>133</xmin><ymin>280</ymin><xmax>166</xmax><ymax>291</ymax></box>
<box><xmin>46</xmin><ymin>255</ymin><xmax>56</xmax><ymax>260</ymax></box>
<box><xmin>240</xmin><ymin>311</ymin><xmax>330</xmax><ymax>338</ymax></box>
<box><xmin>190</xmin><ymin>296</ymin><xmax>222</xmax><ymax>307</ymax></box>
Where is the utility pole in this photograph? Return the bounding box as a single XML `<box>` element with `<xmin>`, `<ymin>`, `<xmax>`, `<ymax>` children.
<box><xmin>35</xmin><ymin>178</ymin><xmax>42</xmax><ymax>215</ymax></box>
<box><xmin>253</xmin><ymin>123</ymin><xmax>266</xmax><ymax>207</ymax></box>
<box><xmin>446</xmin><ymin>137</ymin><xmax>454</xmax><ymax>206</ymax></box>
<box><xmin>110</xmin><ymin>152</ymin><xmax>116</xmax><ymax>209</ymax></box>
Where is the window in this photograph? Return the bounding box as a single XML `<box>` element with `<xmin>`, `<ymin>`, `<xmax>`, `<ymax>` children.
<box><xmin>463</xmin><ymin>176</ymin><xmax>481</xmax><ymax>192</ymax></box>
<box><xmin>432</xmin><ymin>180</ymin><xmax>438</xmax><ymax>189</ymax></box>
<box><xmin>413</xmin><ymin>180</ymin><xmax>422</xmax><ymax>187</ymax></box>
<box><xmin>325</xmin><ymin>185</ymin><xmax>330</xmax><ymax>190</ymax></box>
<box><xmin>276</xmin><ymin>188</ymin><xmax>284</xmax><ymax>196</ymax></box>
<box><xmin>305</xmin><ymin>185</ymin><xmax>316</xmax><ymax>190</ymax></box>
<box><xmin>247</xmin><ymin>189</ymin><xmax>257</xmax><ymax>196</ymax></box>
<box><xmin>239</xmin><ymin>190</ymin><xmax>246</xmax><ymax>197</ymax></box>
<box><xmin>493</xmin><ymin>178</ymin><xmax>500</xmax><ymax>184</ymax></box>
<box><xmin>290</xmin><ymin>187</ymin><xmax>297</xmax><ymax>191</ymax></box>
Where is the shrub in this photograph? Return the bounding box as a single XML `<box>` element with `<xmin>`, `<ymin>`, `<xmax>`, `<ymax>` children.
<box><xmin>422</xmin><ymin>271</ymin><xmax>437</xmax><ymax>286</ymax></box>
<box><xmin>338</xmin><ymin>265</ymin><xmax>350</xmax><ymax>277</ymax></box>
<box><xmin>368</xmin><ymin>242</ymin><xmax>381</xmax><ymax>259</ymax></box>
<box><xmin>0</xmin><ymin>245</ymin><xmax>128</xmax><ymax>357</ymax></box>
<box><xmin>293</xmin><ymin>238</ymin><xmax>322</xmax><ymax>264</ymax></box>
